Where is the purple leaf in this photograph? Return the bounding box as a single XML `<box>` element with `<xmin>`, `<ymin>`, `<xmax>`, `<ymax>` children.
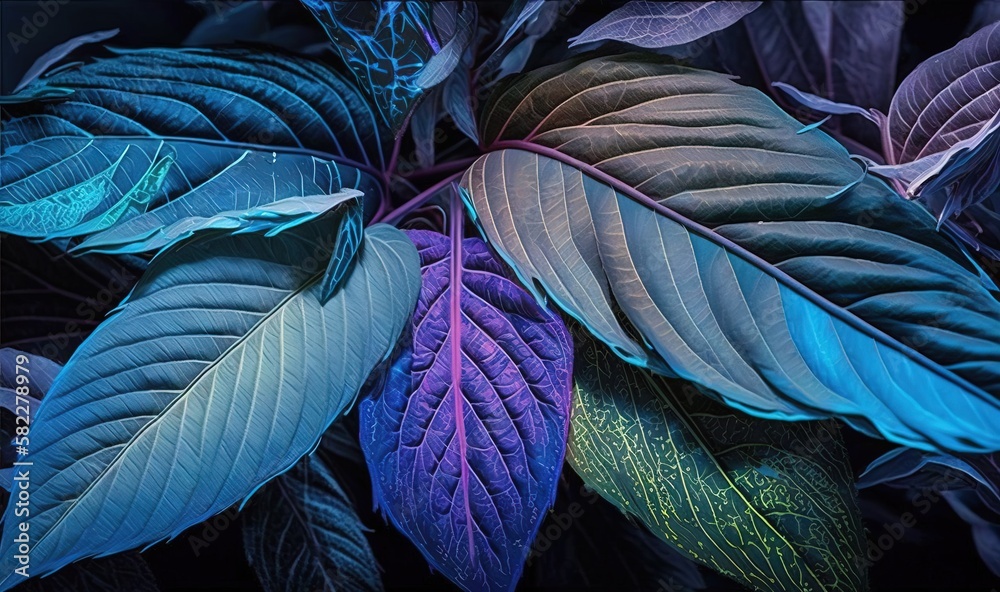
<box><xmin>870</xmin><ymin>22</ymin><xmax>1000</xmax><ymax>254</ymax></box>
<box><xmin>798</xmin><ymin>1</ymin><xmax>903</xmax><ymax>112</ymax></box>
<box><xmin>888</xmin><ymin>21</ymin><xmax>1000</xmax><ymax>164</ymax></box>
<box><xmin>359</xmin><ymin>226</ymin><xmax>573</xmax><ymax>592</ymax></box>
<box><xmin>569</xmin><ymin>1</ymin><xmax>761</xmax><ymax>49</ymax></box>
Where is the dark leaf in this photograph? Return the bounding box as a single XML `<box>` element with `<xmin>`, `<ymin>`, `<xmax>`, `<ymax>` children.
<box><xmin>302</xmin><ymin>1</ymin><xmax>470</xmax><ymax>134</ymax></box>
<box><xmin>11</xmin><ymin>553</ymin><xmax>159</xmax><ymax>592</ymax></box>
<box><xmin>243</xmin><ymin>446</ymin><xmax>383</xmax><ymax>592</ymax></box>
<box><xmin>523</xmin><ymin>468</ymin><xmax>705</xmax><ymax>591</ymax></box>
<box><xmin>860</xmin><ymin>448</ymin><xmax>1000</xmax><ymax>577</ymax></box>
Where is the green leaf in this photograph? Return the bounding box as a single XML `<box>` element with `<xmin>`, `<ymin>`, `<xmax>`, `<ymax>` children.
<box><xmin>566</xmin><ymin>331</ymin><xmax>866</xmax><ymax>592</ymax></box>
<box><xmin>0</xmin><ymin>222</ymin><xmax>420</xmax><ymax>590</ymax></box>
<box><xmin>462</xmin><ymin>54</ymin><xmax>1000</xmax><ymax>454</ymax></box>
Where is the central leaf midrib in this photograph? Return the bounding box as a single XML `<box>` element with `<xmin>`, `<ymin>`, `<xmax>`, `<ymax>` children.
<box><xmin>12</xmin><ymin>132</ymin><xmax>383</xmax><ymax>181</ymax></box>
<box><xmin>487</xmin><ymin>139</ymin><xmax>995</xmax><ymax>406</ymax></box>
<box><xmin>449</xmin><ymin>190</ymin><xmax>477</xmax><ymax>563</ymax></box>
<box><xmin>35</xmin><ymin>264</ymin><xmax>324</xmax><ymax>555</ymax></box>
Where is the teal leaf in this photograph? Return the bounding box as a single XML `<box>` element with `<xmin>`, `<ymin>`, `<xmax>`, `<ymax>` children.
<box><xmin>0</xmin><ymin>222</ymin><xmax>420</xmax><ymax>590</ymax></box>
<box><xmin>0</xmin><ymin>48</ymin><xmax>386</xmax><ymax>250</ymax></box>
<box><xmin>302</xmin><ymin>1</ymin><xmax>472</xmax><ymax>134</ymax></box>
<box><xmin>243</xmin><ymin>441</ymin><xmax>382</xmax><ymax>592</ymax></box>
<box><xmin>463</xmin><ymin>55</ymin><xmax>1000</xmax><ymax>454</ymax></box>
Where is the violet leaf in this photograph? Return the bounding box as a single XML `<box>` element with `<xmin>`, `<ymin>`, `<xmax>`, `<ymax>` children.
<box><xmin>359</xmin><ymin>227</ymin><xmax>573</xmax><ymax>592</ymax></box>
<box><xmin>568</xmin><ymin>1</ymin><xmax>761</xmax><ymax>49</ymax></box>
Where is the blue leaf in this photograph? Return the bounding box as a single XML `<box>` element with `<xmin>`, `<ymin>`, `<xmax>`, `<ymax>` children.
<box><xmin>0</xmin><ymin>222</ymin><xmax>420</xmax><ymax>590</ymax></box>
<box><xmin>443</xmin><ymin>45</ymin><xmax>480</xmax><ymax>145</ymax></box>
<box><xmin>77</xmin><ymin>189</ymin><xmax>364</xmax><ymax>255</ymax></box>
<box><xmin>409</xmin><ymin>88</ymin><xmax>443</xmax><ymax>169</ymax></box>
<box><xmin>320</xmin><ymin>198</ymin><xmax>365</xmax><ymax>303</ymax></box>
<box><xmin>0</xmin><ymin>48</ymin><xmax>386</xmax><ymax>250</ymax></box>
<box><xmin>0</xmin><ymin>348</ymin><xmax>62</xmax><ymax>402</ymax></box>
<box><xmin>1</xmin><ymin>350</ymin><xmax>60</xmax><ymax>492</ymax></box>
<box><xmin>466</xmin><ymin>55</ymin><xmax>1000</xmax><ymax>454</ymax></box>
<box><xmin>359</xmin><ymin>228</ymin><xmax>573</xmax><ymax>592</ymax></box>
<box><xmin>482</xmin><ymin>0</ymin><xmax>577</xmax><ymax>82</ymax></box>
<box><xmin>568</xmin><ymin>1</ymin><xmax>761</xmax><ymax>49</ymax></box>
<box><xmin>13</xmin><ymin>29</ymin><xmax>118</xmax><ymax>93</ymax></box>
<box><xmin>243</xmin><ymin>442</ymin><xmax>383</xmax><ymax>592</ymax></box>
<box><xmin>302</xmin><ymin>1</ymin><xmax>472</xmax><ymax>134</ymax></box>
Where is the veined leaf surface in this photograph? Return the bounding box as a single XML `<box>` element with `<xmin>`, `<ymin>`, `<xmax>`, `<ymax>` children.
<box><xmin>567</xmin><ymin>333</ymin><xmax>866</xmax><ymax>592</ymax></box>
<box><xmin>568</xmin><ymin>1</ymin><xmax>761</xmax><ymax>49</ymax></box>
<box><xmin>462</xmin><ymin>55</ymin><xmax>1000</xmax><ymax>454</ymax></box>
<box><xmin>0</xmin><ymin>48</ymin><xmax>385</xmax><ymax>250</ymax></box>
<box><xmin>302</xmin><ymin>1</ymin><xmax>470</xmax><ymax>134</ymax></box>
<box><xmin>12</xmin><ymin>554</ymin><xmax>159</xmax><ymax>592</ymax></box>
<box><xmin>0</xmin><ymin>222</ymin><xmax>420</xmax><ymax>590</ymax></box>
<box><xmin>359</xmin><ymin>229</ymin><xmax>573</xmax><ymax>592</ymax></box>
<box><xmin>243</xmin><ymin>443</ymin><xmax>382</xmax><ymax>592</ymax></box>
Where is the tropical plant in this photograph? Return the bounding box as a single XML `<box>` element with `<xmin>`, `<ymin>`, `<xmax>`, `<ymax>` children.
<box><xmin>2</xmin><ymin>1</ymin><xmax>1000</xmax><ymax>591</ymax></box>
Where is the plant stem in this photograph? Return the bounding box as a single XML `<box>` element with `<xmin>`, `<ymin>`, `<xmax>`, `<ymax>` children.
<box><xmin>375</xmin><ymin>171</ymin><xmax>465</xmax><ymax>225</ymax></box>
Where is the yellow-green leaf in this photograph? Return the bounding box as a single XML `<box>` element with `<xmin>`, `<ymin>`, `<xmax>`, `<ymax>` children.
<box><xmin>566</xmin><ymin>332</ymin><xmax>866</xmax><ymax>592</ymax></box>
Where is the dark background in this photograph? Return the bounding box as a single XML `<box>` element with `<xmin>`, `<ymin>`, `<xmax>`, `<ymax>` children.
<box><xmin>1</xmin><ymin>1</ymin><xmax>998</xmax><ymax>590</ymax></box>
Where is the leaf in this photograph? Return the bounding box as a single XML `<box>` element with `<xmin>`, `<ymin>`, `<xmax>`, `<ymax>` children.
<box><xmin>301</xmin><ymin>1</ymin><xmax>470</xmax><ymax>134</ymax></box>
<box><xmin>887</xmin><ymin>21</ymin><xmax>1000</xmax><ymax>164</ymax></box>
<box><xmin>12</xmin><ymin>553</ymin><xmax>159</xmax><ymax>592</ymax></box>
<box><xmin>742</xmin><ymin>1</ymin><xmax>902</xmax><ymax>114</ymax></box>
<box><xmin>480</xmin><ymin>0</ymin><xmax>579</xmax><ymax>83</ymax></box>
<box><xmin>13</xmin><ymin>29</ymin><xmax>118</xmax><ymax>93</ymax></box>
<box><xmin>0</xmin><ymin>48</ymin><xmax>385</xmax><ymax>248</ymax></box>
<box><xmin>568</xmin><ymin>1</ymin><xmax>761</xmax><ymax>49</ymax></box>
<box><xmin>1</xmin><ymin>350</ymin><xmax>60</xmax><ymax>492</ymax></box>
<box><xmin>359</xmin><ymin>228</ymin><xmax>573</xmax><ymax>592</ymax></box>
<box><xmin>874</xmin><ymin>22</ymin><xmax>1000</xmax><ymax>255</ymax></box>
<box><xmin>243</xmin><ymin>444</ymin><xmax>382</xmax><ymax>592</ymax></box>
<box><xmin>0</xmin><ymin>221</ymin><xmax>420</xmax><ymax>590</ymax></box>
<box><xmin>859</xmin><ymin>448</ymin><xmax>1000</xmax><ymax>577</ymax></box>
<box><xmin>442</xmin><ymin>43</ymin><xmax>480</xmax><ymax>145</ymax></box>
<box><xmin>0</xmin><ymin>348</ymin><xmax>62</xmax><ymax>403</ymax></box>
<box><xmin>76</xmin><ymin>189</ymin><xmax>363</xmax><ymax>255</ymax></box>
<box><xmin>523</xmin><ymin>469</ymin><xmax>706</xmax><ymax>591</ymax></box>
<box><xmin>772</xmin><ymin>82</ymin><xmax>881</xmax><ymax>122</ymax></box>
<box><xmin>463</xmin><ymin>54</ymin><xmax>1000</xmax><ymax>454</ymax></box>
<box><xmin>567</xmin><ymin>331</ymin><xmax>866</xmax><ymax>592</ymax></box>
<box><xmin>0</xmin><ymin>236</ymin><xmax>145</xmax><ymax>362</ymax></box>
<box><xmin>415</xmin><ymin>3</ymin><xmax>477</xmax><ymax>90</ymax></box>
